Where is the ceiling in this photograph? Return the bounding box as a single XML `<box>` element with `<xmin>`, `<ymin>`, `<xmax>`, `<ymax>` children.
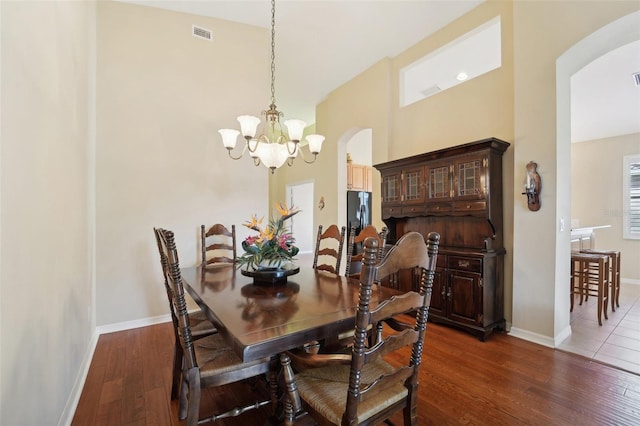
<box><xmin>571</xmin><ymin>40</ymin><xmax>640</xmax><ymax>143</ymax></box>
<box><xmin>120</xmin><ymin>0</ymin><xmax>640</xmax><ymax>142</ymax></box>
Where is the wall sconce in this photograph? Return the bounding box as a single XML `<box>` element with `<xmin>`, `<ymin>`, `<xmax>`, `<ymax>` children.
<box><xmin>522</xmin><ymin>161</ymin><xmax>541</xmax><ymax>211</ymax></box>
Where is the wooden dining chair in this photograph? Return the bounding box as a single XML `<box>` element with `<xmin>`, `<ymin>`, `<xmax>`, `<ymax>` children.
<box><xmin>153</xmin><ymin>227</ymin><xmax>218</xmax><ymax>402</ymax></box>
<box><xmin>313</xmin><ymin>224</ymin><xmax>347</xmax><ymax>275</ymax></box>
<box><xmin>280</xmin><ymin>231</ymin><xmax>440</xmax><ymax>426</ymax></box>
<box><xmin>155</xmin><ymin>228</ymin><xmax>275</xmax><ymax>425</ymax></box>
<box><xmin>201</xmin><ymin>223</ymin><xmax>236</xmax><ymax>267</ymax></box>
<box><xmin>344</xmin><ymin>225</ymin><xmax>389</xmax><ymax>278</ymax></box>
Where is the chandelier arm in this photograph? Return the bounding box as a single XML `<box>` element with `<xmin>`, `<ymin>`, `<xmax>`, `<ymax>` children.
<box><xmin>287</xmin><ymin>157</ymin><xmax>295</xmax><ymax>167</ymax></box>
<box><xmin>286</xmin><ymin>140</ymin><xmax>298</xmax><ymax>155</ymax></box>
<box><xmin>253</xmin><ymin>157</ymin><xmax>262</xmax><ymax>167</ymax></box>
<box><xmin>303</xmin><ymin>154</ymin><xmax>318</xmax><ymax>164</ymax></box>
<box><xmin>247</xmin><ymin>138</ymin><xmax>261</xmax><ymax>153</ymax></box>
<box><xmin>226</xmin><ymin>143</ymin><xmax>248</xmax><ymax>160</ymax></box>
<box><xmin>297</xmin><ymin>146</ymin><xmax>318</xmax><ymax>164</ymax></box>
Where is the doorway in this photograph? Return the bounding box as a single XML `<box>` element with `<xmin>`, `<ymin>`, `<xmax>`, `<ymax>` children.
<box><xmin>287</xmin><ymin>181</ymin><xmax>314</xmax><ymax>254</ymax></box>
<box><xmin>555</xmin><ymin>11</ymin><xmax>640</xmax><ymax>372</ymax></box>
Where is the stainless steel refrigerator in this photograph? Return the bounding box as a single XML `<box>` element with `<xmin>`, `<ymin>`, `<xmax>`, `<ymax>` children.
<box><xmin>347</xmin><ymin>190</ymin><xmax>372</xmax><ymax>235</ymax></box>
<box><xmin>346</xmin><ymin>191</ymin><xmax>372</xmax><ymax>273</ymax></box>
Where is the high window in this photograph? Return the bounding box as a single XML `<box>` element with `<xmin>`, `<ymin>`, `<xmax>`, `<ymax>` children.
<box><xmin>399</xmin><ymin>16</ymin><xmax>502</xmax><ymax>107</ymax></box>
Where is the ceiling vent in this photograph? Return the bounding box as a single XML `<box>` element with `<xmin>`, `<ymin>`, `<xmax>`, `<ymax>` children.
<box><xmin>634</xmin><ymin>72</ymin><xmax>640</xmax><ymax>87</ymax></box>
<box><xmin>192</xmin><ymin>25</ymin><xmax>212</xmax><ymax>41</ymax></box>
<box><xmin>420</xmin><ymin>85</ymin><xmax>442</xmax><ymax>97</ymax></box>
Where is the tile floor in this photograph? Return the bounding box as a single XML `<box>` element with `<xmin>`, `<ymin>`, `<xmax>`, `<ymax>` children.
<box><xmin>558</xmin><ymin>282</ymin><xmax>640</xmax><ymax>375</ymax></box>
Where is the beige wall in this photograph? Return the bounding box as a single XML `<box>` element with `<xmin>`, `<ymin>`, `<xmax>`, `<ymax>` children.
<box><xmin>1</xmin><ymin>1</ymin><xmax>95</xmax><ymax>424</ymax></box>
<box><xmin>390</xmin><ymin>1</ymin><xmax>514</xmax><ymax>156</ymax></box>
<box><xmin>272</xmin><ymin>0</ymin><xmax>516</xmax><ymax>322</ymax></box>
<box><xmin>96</xmin><ymin>2</ymin><xmax>271</xmax><ymax>326</ymax></box>
<box><xmin>512</xmin><ymin>1</ymin><xmax>639</xmax><ymax>343</ymax></box>
<box><xmin>571</xmin><ymin>133</ymin><xmax>640</xmax><ymax>281</ymax></box>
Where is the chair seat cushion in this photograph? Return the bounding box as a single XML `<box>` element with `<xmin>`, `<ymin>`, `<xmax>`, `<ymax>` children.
<box><xmin>189</xmin><ymin>310</ymin><xmax>217</xmax><ymax>338</ymax></box>
<box><xmin>295</xmin><ymin>357</ymin><xmax>408</xmax><ymax>424</ymax></box>
<box><xmin>193</xmin><ymin>334</ymin><xmax>270</xmax><ymax>386</ymax></box>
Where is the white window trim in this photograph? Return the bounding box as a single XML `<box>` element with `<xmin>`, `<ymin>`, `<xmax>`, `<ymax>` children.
<box><xmin>623</xmin><ymin>153</ymin><xmax>640</xmax><ymax>239</ymax></box>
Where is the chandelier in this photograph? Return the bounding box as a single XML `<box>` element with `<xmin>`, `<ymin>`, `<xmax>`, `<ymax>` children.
<box><xmin>218</xmin><ymin>0</ymin><xmax>325</xmax><ymax>173</ymax></box>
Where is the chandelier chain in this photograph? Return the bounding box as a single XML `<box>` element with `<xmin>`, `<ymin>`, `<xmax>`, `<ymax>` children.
<box><xmin>270</xmin><ymin>0</ymin><xmax>276</xmax><ymax>106</ymax></box>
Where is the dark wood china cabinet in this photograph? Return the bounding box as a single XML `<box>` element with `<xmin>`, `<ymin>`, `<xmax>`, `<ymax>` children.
<box><xmin>374</xmin><ymin>137</ymin><xmax>510</xmax><ymax>341</ymax></box>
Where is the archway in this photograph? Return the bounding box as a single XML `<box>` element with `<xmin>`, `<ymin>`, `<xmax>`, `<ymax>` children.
<box><xmin>555</xmin><ymin>11</ymin><xmax>640</xmax><ymax>343</ymax></box>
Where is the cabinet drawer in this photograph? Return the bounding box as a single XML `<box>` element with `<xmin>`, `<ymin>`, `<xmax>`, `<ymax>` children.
<box><xmin>448</xmin><ymin>256</ymin><xmax>482</xmax><ymax>273</ymax></box>
<box><xmin>453</xmin><ymin>201</ymin><xmax>486</xmax><ymax>212</ymax></box>
<box><xmin>401</xmin><ymin>205</ymin><xmax>426</xmax><ymax>215</ymax></box>
<box><xmin>426</xmin><ymin>203</ymin><xmax>452</xmax><ymax>214</ymax></box>
<box><xmin>382</xmin><ymin>205</ymin><xmax>401</xmax><ymax>218</ymax></box>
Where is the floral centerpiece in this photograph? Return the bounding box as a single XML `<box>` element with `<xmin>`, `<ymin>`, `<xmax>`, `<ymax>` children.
<box><xmin>237</xmin><ymin>202</ymin><xmax>300</xmax><ymax>271</ymax></box>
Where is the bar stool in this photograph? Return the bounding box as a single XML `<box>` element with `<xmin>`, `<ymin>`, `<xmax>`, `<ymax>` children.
<box><xmin>581</xmin><ymin>249</ymin><xmax>620</xmax><ymax>312</ymax></box>
<box><xmin>570</xmin><ymin>252</ymin><xmax>610</xmax><ymax>325</ymax></box>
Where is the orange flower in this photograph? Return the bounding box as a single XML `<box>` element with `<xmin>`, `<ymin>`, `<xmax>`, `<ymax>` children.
<box><xmin>243</xmin><ymin>214</ymin><xmax>263</xmax><ymax>232</ymax></box>
<box><xmin>276</xmin><ymin>202</ymin><xmax>300</xmax><ymax>221</ymax></box>
<box><xmin>260</xmin><ymin>228</ymin><xmax>275</xmax><ymax>242</ymax></box>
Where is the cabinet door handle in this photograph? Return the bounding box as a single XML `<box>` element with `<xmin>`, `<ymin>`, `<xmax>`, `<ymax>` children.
<box><xmin>458</xmin><ymin>260</ymin><xmax>470</xmax><ymax>268</ymax></box>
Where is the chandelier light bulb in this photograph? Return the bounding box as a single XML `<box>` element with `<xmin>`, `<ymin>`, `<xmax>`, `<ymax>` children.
<box><xmin>306</xmin><ymin>134</ymin><xmax>325</xmax><ymax>154</ymax></box>
<box><xmin>284</xmin><ymin>119</ymin><xmax>307</xmax><ymax>142</ymax></box>
<box><xmin>218</xmin><ymin>129</ymin><xmax>240</xmax><ymax>149</ymax></box>
<box><xmin>237</xmin><ymin>115</ymin><xmax>261</xmax><ymax>138</ymax></box>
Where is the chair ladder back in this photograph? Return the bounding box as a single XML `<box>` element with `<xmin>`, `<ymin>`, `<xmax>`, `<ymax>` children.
<box><xmin>313</xmin><ymin>224</ymin><xmax>347</xmax><ymax>275</ymax></box>
<box><xmin>158</xmin><ymin>228</ymin><xmax>198</xmax><ymax>371</ymax></box>
<box><xmin>369</xmin><ymin>291</ymin><xmax>424</xmax><ymax>325</ymax></box>
<box><xmin>363</xmin><ymin>328</ymin><xmax>418</xmax><ymax>363</ymax></box>
<box><xmin>201</xmin><ymin>224</ymin><xmax>236</xmax><ymax>266</ymax></box>
<box><xmin>359</xmin><ymin>365</ymin><xmax>414</xmax><ymax>403</ymax></box>
<box><xmin>344</xmin><ymin>231</ymin><xmax>439</xmax><ymax>424</ymax></box>
<box><xmin>345</xmin><ymin>225</ymin><xmax>385</xmax><ymax>277</ymax></box>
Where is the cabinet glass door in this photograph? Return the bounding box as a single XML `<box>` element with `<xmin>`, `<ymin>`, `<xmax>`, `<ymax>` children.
<box><xmin>428</xmin><ymin>163</ymin><xmax>451</xmax><ymax>200</ymax></box>
<box><xmin>403</xmin><ymin>166</ymin><xmax>425</xmax><ymax>204</ymax></box>
<box><xmin>457</xmin><ymin>159</ymin><xmax>483</xmax><ymax>197</ymax></box>
<box><xmin>382</xmin><ymin>172</ymin><xmax>401</xmax><ymax>203</ymax></box>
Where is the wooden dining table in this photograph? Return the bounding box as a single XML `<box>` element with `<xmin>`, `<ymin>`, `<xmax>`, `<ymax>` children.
<box><xmin>181</xmin><ymin>264</ymin><xmax>402</xmax><ymax>362</ymax></box>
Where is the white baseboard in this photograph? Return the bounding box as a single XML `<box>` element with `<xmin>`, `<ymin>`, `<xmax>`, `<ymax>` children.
<box><xmin>508</xmin><ymin>326</ymin><xmax>556</xmax><ymax>348</ymax></box>
<box><xmin>554</xmin><ymin>324</ymin><xmax>572</xmax><ymax>347</ymax></box>
<box><xmin>57</xmin><ymin>330</ymin><xmax>100</xmax><ymax>426</ymax></box>
<box><xmin>96</xmin><ymin>313</ymin><xmax>172</xmax><ymax>335</ymax></box>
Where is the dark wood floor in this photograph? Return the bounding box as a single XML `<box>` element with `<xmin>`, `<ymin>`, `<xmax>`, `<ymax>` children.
<box><xmin>72</xmin><ymin>319</ymin><xmax>640</xmax><ymax>425</ymax></box>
